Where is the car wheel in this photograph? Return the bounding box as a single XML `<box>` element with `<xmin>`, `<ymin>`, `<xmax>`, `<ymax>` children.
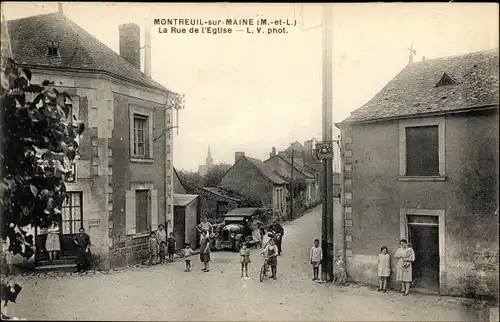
<box><xmin>234</xmin><ymin>239</ymin><xmax>241</xmax><ymax>252</ymax></box>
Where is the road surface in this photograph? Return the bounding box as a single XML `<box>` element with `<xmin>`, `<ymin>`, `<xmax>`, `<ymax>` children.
<box><xmin>3</xmin><ymin>205</ymin><xmax>484</xmax><ymax>321</ymax></box>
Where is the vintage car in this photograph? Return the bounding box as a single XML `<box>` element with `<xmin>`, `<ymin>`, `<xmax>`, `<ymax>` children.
<box><xmin>215</xmin><ymin>208</ymin><xmax>271</xmax><ymax>251</ymax></box>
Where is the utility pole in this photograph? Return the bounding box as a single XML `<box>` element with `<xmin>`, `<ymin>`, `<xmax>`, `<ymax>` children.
<box><xmin>290</xmin><ymin>144</ymin><xmax>294</xmax><ymax>221</ymax></box>
<box><xmin>321</xmin><ymin>3</ymin><xmax>334</xmax><ymax>282</ymax></box>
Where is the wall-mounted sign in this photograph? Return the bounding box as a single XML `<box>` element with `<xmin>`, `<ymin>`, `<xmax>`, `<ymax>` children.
<box><xmin>65</xmin><ymin>163</ymin><xmax>77</xmax><ymax>183</ymax></box>
<box><xmin>315</xmin><ymin>142</ymin><xmax>334</xmax><ymax>160</ymax></box>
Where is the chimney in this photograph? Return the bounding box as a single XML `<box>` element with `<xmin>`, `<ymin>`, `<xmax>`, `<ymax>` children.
<box><xmin>119</xmin><ymin>23</ymin><xmax>141</xmax><ymax>69</ymax></box>
<box><xmin>235</xmin><ymin>152</ymin><xmax>245</xmax><ymax>164</ymax></box>
<box><xmin>144</xmin><ymin>26</ymin><xmax>152</xmax><ymax>77</ymax></box>
<box><xmin>58</xmin><ymin>3</ymin><xmax>63</xmax><ymax>15</ymax></box>
<box><xmin>422</xmin><ymin>56</ymin><xmax>426</xmax><ymax>61</ymax></box>
<box><xmin>304</xmin><ymin>140</ymin><xmax>313</xmax><ymax>163</ymax></box>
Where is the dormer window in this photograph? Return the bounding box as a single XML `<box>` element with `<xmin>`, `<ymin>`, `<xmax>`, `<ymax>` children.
<box><xmin>435</xmin><ymin>72</ymin><xmax>457</xmax><ymax>87</ymax></box>
<box><xmin>47</xmin><ymin>40</ymin><xmax>60</xmax><ymax>56</ymax></box>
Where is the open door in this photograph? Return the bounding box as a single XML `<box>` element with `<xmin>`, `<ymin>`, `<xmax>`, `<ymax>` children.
<box><xmin>173</xmin><ymin>206</ymin><xmax>185</xmax><ymax>250</ymax></box>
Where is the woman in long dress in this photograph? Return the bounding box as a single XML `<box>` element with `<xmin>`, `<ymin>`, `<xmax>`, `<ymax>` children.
<box><xmin>250</xmin><ymin>218</ymin><xmax>263</xmax><ymax>247</ymax></box>
<box><xmin>394</xmin><ymin>239</ymin><xmax>415</xmax><ymax>296</ymax></box>
<box><xmin>45</xmin><ymin>221</ymin><xmax>61</xmax><ymax>261</ymax></box>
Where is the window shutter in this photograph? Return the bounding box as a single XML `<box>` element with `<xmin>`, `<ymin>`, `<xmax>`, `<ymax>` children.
<box><xmin>78</xmin><ymin>97</ymin><xmax>90</xmax><ymax>159</ymax></box>
<box><xmin>150</xmin><ymin>189</ymin><xmax>158</xmax><ymax>230</ymax></box>
<box><xmin>125</xmin><ymin>190</ymin><xmax>136</xmax><ymax>235</ymax></box>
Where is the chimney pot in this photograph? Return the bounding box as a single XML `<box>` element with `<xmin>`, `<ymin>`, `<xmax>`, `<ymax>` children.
<box><xmin>271</xmin><ymin>147</ymin><xmax>276</xmax><ymax>157</ymax></box>
<box><xmin>58</xmin><ymin>3</ymin><xmax>63</xmax><ymax>14</ymax></box>
<box><xmin>422</xmin><ymin>56</ymin><xmax>426</xmax><ymax>61</ymax></box>
<box><xmin>119</xmin><ymin>23</ymin><xmax>141</xmax><ymax>69</ymax></box>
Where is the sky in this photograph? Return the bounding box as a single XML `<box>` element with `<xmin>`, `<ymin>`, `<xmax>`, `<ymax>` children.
<box><xmin>3</xmin><ymin>2</ymin><xmax>499</xmax><ymax>171</ymax></box>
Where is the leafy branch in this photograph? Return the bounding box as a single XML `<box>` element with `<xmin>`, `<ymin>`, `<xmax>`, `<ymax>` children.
<box><xmin>0</xmin><ymin>57</ymin><xmax>85</xmax><ymax>318</ymax></box>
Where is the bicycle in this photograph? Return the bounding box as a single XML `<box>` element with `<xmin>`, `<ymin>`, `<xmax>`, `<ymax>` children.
<box><xmin>259</xmin><ymin>256</ymin><xmax>270</xmax><ymax>282</ymax></box>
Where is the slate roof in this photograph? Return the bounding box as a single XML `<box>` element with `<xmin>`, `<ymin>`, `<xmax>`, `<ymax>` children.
<box><xmin>7</xmin><ymin>13</ymin><xmax>169</xmax><ymax>93</ymax></box>
<box><xmin>173</xmin><ymin>194</ymin><xmax>198</xmax><ymax>207</ymax></box>
<box><xmin>200</xmin><ymin>187</ymin><xmax>242</xmax><ymax>202</ymax></box>
<box><xmin>244</xmin><ymin>157</ymin><xmax>288</xmax><ymax>185</ymax></box>
<box><xmin>343</xmin><ymin>49</ymin><xmax>499</xmax><ymax>123</ymax></box>
<box><xmin>265</xmin><ymin>155</ymin><xmax>315</xmax><ymax>179</ymax></box>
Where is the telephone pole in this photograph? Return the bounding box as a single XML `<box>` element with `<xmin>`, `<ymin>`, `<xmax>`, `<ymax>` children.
<box><xmin>321</xmin><ymin>3</ymin><xmax>334</xmax><ymax>282</ymax></box>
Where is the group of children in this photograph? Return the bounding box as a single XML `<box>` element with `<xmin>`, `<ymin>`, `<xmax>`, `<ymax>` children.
<box><xmin>150</xmin><ymin>228</ymin><xmax>413</xmax><ymax>293</ymax></box>
<box><xmin>147</xmin><ymin>227</ymin><xmax>178</xmax><ymax>265</ymax></box>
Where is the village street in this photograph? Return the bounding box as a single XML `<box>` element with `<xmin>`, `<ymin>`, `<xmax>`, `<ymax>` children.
<box><xmin>4</xmin><ymin>205</ymin><xmax>485</xmax><ymax>321</ymax></box>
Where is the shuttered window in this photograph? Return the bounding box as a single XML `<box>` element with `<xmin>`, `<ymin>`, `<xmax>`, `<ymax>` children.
<box><xmin>135</xmin><ymin>190</ymin><xmax>150</xmax><ymax>233</ymax></box>
<box><xmin>126</xmin><ymin>187</ymin><xmax>158</xmax><ymax>235</ymax></box>
<box><xmin>405</xmin><ymin>126</ymin><xmax>439</xmax><ymax>176</ymax></box>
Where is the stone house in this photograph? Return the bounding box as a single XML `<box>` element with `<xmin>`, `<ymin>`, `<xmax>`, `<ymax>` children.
<box><xmin>336</xmin><ymin>49</ymin><xmax>499</xmax><ymax>299</ymax></box>
<box><xmin>218</xmin><ymin>152</ymin><xmax>288</xmax><ymax>218</ymax></box>
<box><xmin>197</xmin><ymin>187</ymin><xmax>241</xmax><ymax>223</ymax></box>
<box><xmin>7</xmin><ymin>12</ymin><xmax>177</xmax><ymax>269</ymax></box>
<box><xmin>264</xmin><ymin>154</ymin><xmax>319</xmax><ymax>206</ymax></box>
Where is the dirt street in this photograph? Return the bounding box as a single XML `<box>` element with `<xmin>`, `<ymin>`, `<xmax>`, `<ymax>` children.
<box><xmin>3</xmin><ymin>204</ymin><xmax>485</xmax><ymax>321</ymax></box>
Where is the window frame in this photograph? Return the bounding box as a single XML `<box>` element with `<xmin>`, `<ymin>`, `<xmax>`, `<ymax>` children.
<box><xmin>61</xmin><ymin>191</ymin><xmax>83</xmax><ymax>235</ymax></box>
<box><xmin>129</xmin><ymin>105</ymin><xmax>154</xmax><ymax>163</ymax></box>
<box><xmin>399</xmin><ymin>116</ymin><xmax>446</xmax><ymax>181</ymax></box>
<box><xmin>133</xmin><ymin>115</ymin><xmax>149</xmax><ymax>157</ymax></box>
<box><xmin>135</xmin><ymin>189</ymin><xmax>151</xmax><ymax>234</ymax></box>
<box><xmin>127</xmin><ymin>182</ymin><xmax>158</xmax><ymax>237</ymax></box>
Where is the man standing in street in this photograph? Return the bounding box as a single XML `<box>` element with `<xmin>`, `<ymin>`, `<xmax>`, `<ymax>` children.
<box><xmin>270</xmin><ymin>220</ymin><xmax>284</xmax><ymax>255</ymax></box>
<box><xmin>197</xmin><ymin>216</ymin><xmax>213</xmax><ymax>237</ymax></box>
<box><xmin>73</xmin><ymin>227</ymin><xmax>91</xmax><ymax>273</ymax></box>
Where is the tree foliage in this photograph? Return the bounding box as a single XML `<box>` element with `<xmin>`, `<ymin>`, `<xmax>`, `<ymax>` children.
<box><xmin>0</xmin><ymin>58</ymin><xmax>85</xmax><ymax>317</ymax></box>
<box><xmin>177</xmin><ymin>170</ymin><xmax>204</xmax><ymax>194</ymax></box>
<box><xmin>203</xmin><ymin>163</ymin><xmax>231</xmax><ymax>187</ymax></box>
<box><xmin>284</xmin><ymin>177</ymin><xmax>306</xmax><ymax>199</ymax></box>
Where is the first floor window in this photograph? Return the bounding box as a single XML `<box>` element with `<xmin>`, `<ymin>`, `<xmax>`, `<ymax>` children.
<box><xmin>133</xmin><ymin>114</ymin><xmax>150</xmax><ymax>157</ymax></box>
<box><xmin>405</xmin><ymin>125</ymin><xmax>439</xmax><ymax>176</ymax></box>
<box><xmin>135</xmin><ymin>190</ymin><xmax>150</xmax><ymax>233</ymax></box>
<box><xmin>61</xmin><ymin>192</ymin><xmax>83</xmax><ymax>234</ymax></box>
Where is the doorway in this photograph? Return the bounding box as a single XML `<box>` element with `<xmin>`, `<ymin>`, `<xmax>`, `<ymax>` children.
<box><xmin>173</xmin><ymin>206</ymin><xmax>186</xmax><ymax>250</ymax></box>
<box><xmin>35</xmin><ymin>191</ymin><xmax>83</xmax><ymax>263</ymax></box>
<box><xmin>407</xmin><ymin>215</ymin><xmax>440</xmax><ymax>293</ymax></box>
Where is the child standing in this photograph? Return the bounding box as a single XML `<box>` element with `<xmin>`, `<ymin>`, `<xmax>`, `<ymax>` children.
<box><xmin>184</xmin><ymin>243</ymin><xmax>193</xmax><ymax>272</ymax></box>
<box><xmin>167</xmin><ymin>232</ymin><xmax>176</xmax><ymax>263</ymax></box>
<box><xmin>310</xmin><ymin>239</ymin><xmax>323</xmax><ymax>281</ymax></box>
<box><xmin>377</xmin><ymin>246</ymin><xmax>391</xmax><ymax>292</ymax></box>
<box><xmin>240</xmin><ymin>243</ymin><xmax>251</xmax><ymax>277</ymax></box>
<box><xmin>148</xmin><ymin>232</ymin><xmax>159</xmax><ymax>266</ymax></box>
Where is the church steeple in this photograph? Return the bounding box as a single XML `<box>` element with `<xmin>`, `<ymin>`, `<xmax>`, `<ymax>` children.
<box><xmin>206</xmin><ymin>146</ymin><xmax>213</xmax><ymax>167</ymax></box>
